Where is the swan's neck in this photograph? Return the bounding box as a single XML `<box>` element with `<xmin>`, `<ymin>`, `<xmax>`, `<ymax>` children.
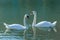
<box><xmin>24</xmin><ymin>17</ymin><xmax>29</xmax><ymax>29</ymax></box>
<box><xmin>32</xmin><ymin>12</ymin><xmax>37</xmax><ymax>26</ymax></box>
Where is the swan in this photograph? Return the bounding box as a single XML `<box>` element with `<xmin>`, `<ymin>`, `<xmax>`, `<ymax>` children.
<box><xmin>32</xmin><ymin>11</ymin><xmax>57</xmax><ymax>32</ymax></box>
<box><xmin>31</xmin><ymin>11</ymin><xmax>57</xmax><ymax>40</ymax></box>
<box><xmin>3</xmin><ymin>14</ymin><xmax>30</xmax><ymax>34</ymax></box>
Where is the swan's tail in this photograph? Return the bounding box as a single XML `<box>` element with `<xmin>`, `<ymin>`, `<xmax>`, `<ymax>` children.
<box><xmin>3</xmin><ymin>23</ymin><xmax>8</xmax><ymax>28</ymax></box>
<box><xmin>52</xmin><ymin>21</ymin><xmax>57</xmax><ymax>32</ymax></box>
<box><xmin>52</xmin><ymin>21</ymin><xmax>57</xmax><ymax>27</ymax></box>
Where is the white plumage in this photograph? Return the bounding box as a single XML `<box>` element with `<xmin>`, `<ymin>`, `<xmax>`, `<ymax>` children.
<box><xmin>3</xmin><ymin>14</ymin><xmax>29</xmax><ymax>33</ymax></box>
<box><xmin>32</xmin><ymin>11</ymin><xmax>57</xmax><ymax>32</ymax></box>
<box><xmin>3</xmin><ymin>23</ymin><xmax>26</xmax><ymax>30</ymax></box>
<box><xmin>35</xmin><ymin>21</ymin><xmax>57</xmax><ymax>28</ymax></box>
<box><xmin>31</xmin><ymin>11</ymin><xmax>57</xmax><ymax>39</ymax></box>
<box><xmin>35</xmin><ymin>21</ymin><xmax>51</xmax><ymax>27</ymax></box>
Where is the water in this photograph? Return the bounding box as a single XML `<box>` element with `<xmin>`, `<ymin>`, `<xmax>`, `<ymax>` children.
<box><xmin>0</xmin><ymin>0</ymin><xmax>60</xmax><ymax>40</ymax></box>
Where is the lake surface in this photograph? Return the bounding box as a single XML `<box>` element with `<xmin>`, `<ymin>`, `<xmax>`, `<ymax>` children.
<box><xmin>0</xmin><ymin>0</ymin><xmax>60</xmax><ymax>40</ymax></box>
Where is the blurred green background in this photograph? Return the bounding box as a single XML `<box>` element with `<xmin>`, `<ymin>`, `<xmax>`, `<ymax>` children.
<box><xmin>0</xmin><ymin>0</ymin><xmax>60</xmax><ymax>40</ymax></box>
<box><xmin>0</xmin><ymin>0</ymin><xmax>60</xmax><ymax>23</ymax></box>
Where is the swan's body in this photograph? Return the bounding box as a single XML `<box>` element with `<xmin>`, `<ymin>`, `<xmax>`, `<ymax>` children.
<box><xmin>32</xmin><ymin>11</ymin><xmax>57</xmax><ymax>32</ymax></box>
<box><xmin>35</xmin><ymin>21</ymin><xmax>56</xmax><ymax>28</ymax></box>
<box><xmin>3</xmin><ymin>23</ymin><xmax>27</xmax><ymax>30</ymax></box>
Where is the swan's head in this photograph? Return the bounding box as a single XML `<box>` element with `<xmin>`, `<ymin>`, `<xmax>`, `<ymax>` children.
<box><xmin>24</xmin><ymin>14</ymin><xmax>29</xmax><ymax>19</ymax></box>
<box><xmin>31</xmin><ymin>11</ymin><xmax>37</xmax><ymax>15</ymax></box>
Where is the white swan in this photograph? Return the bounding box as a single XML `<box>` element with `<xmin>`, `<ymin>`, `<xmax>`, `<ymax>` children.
<box><xmin>31</xmin><ymin>11</ymin><xmax>57</xmax><ymax>40</ymax></box>
<box><xmin>3</xmin><ymin>14</ymin><xmax>30</xmax><ymax>34</ymax></box>
<box><xmin>32</xmin><ymin>11</ymin><xmax>57</xmax><ymax>32</ymax></box>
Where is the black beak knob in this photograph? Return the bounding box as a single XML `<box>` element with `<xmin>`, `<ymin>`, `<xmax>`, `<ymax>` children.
<box><xmin>27</xmin><ymin>15</ymin><xmax>29</xmax><ymax>19</ymax></box>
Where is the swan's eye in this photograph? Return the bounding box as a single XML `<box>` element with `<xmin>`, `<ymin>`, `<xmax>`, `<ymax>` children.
<box><xmin>27</xmin><ymin>15</ymin><xmax>29</xmax><ymax>18</ymax></box>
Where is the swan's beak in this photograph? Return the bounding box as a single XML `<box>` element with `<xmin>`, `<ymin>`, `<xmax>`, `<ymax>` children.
<box><xmin>30</xmin><ymin>12</ymin><xmax>33</xmax><ymax>15</ymax></box>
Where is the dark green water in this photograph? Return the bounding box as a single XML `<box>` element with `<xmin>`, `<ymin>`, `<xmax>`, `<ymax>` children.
<box><xmin>0</xmin><ymin>0</ymin><xmax>60</xmax><ymax>40</ymax></box>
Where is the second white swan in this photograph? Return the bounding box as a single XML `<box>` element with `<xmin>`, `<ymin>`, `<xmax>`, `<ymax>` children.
<box><xmin>32</xmin><ymin>11</ymin><xmax>57</xmax><ymax>32</ymax></box>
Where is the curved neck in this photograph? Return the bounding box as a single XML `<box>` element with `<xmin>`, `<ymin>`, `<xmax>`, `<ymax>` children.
<box><xmin>32</xmin><ymin>12</ymin><xmax>37</xmax><ymax>26</ymax></box>
<box><xmin>23</xmin><ymin>16</ymin><xmax>29</xmax><ymax>28</ymax></box>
